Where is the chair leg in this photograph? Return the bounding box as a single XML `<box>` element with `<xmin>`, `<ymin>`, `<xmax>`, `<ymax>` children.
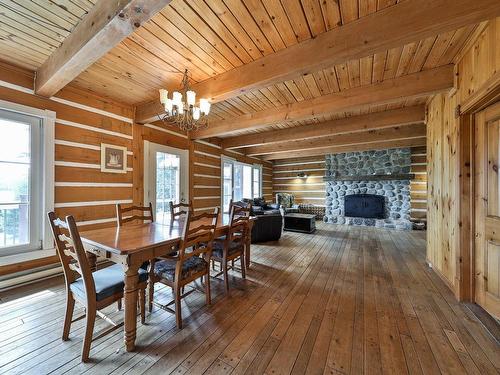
<box><xmin>205</xmin><ymin>271</ymin><xmax>211</xmax><ymax>305</ymax></box>
<box><xmin>174</xmin><ymin>286</ymin><xmax>182</xmax><ymax>329</ymax></box>
<box><xmin>139</xmin><ymin>288</ymin><xmax>146</xmax><ymax>324</ymax></box>
<box><xmin>240</xmin><ymin>255</ymin><xmax>246</xmax><ymax>279</ymax></box>
<box><xmin>81</xmin><ymin>306</ymin><xmax>96</xmax><ymax>362</ymax></box>
<box><xmin>62</xmin><ymin>293</ymin><xmax>75</xmax><ymax>341</ymax></box>
<box><xmin>148</xmin><ymin>280</ymin><xmax>154</xmax><ymax>313</ymax></box>
<box><xmin>117</xmin><ymin>298</ymin><xmax>122</xmax><ymax>311</ymax></box>
<box><xmin>223</xmin><ymin>259</ymin><xmax>229</xmax><ymax>292</ymax></box>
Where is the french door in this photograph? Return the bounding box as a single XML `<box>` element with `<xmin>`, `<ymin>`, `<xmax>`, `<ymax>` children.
<box><xmin>144</xmin><ymin>141</ymin><xmax>188</xmax><ymax>224</ymax></box>
<box><xmin>474</xmin><ymin>100</ymin><xmax>500</xmax><ymax>319</ymax></box>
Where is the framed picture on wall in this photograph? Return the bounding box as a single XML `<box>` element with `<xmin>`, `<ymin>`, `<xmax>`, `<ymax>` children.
<box><xmin>101</xmin><ymin>143</ymin><xmax>127</xmax><ymax>173</ymax></box>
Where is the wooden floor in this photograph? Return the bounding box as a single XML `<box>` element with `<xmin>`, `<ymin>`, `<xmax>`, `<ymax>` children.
<box><xmin>0</xmin><ymin>223</ymin><xmax>499</xmax><ymax>375</ymax></box>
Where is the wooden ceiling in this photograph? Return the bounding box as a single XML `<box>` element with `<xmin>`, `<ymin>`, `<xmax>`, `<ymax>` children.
<box><xmin>0</xmin><ymin>0</ymin><xmax>96</xmax><ymax>70</ymax></box>
<box><xmin>0</xmin><ymin>0</ymin><xmax>497</xmax><ymax>156</ymax></box>
<box><xmin>69</xmin><ymin>0</ymin><xmax>477</xmax><ymax>110</ymax></box>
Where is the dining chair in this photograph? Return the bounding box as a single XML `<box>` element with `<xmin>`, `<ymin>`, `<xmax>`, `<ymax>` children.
<box><xmin>169</xmin><ymin>200</ymin><xmax>193</xmax><ymax>222</ymax></box>
<box><xmin>149</xmin><ymin>208</ymin><xmax>219</xmax><ymax>329</ymax></box>
<box><xmin>47</xmin><ymin>212</ymin><xmax>148</xmax><ymax>362</ymax></box>
<box><xmin>116</xmin><ymin>203</ymin><xmax>154</xmax><ymax>226</ymax></box>
<box><xmin>211</xmin><ymin>203</ymin><xmax>250</xmax><ymax>292</ymax></box>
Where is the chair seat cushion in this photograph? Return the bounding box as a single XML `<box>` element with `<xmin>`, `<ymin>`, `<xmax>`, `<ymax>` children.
<box><xmin>154</xmin><ymin>257</ymin><xmax>207</xmax><ymax>281</ymax></box>
<box><xmin>212</xmin><ymin>240</ymin><xmax>243</xmax><ymax>259</ymax></box>
<box><xmin>70</xmin><ymin>264</ymin><xmax>148</xmax><ymax>302</ymax></box>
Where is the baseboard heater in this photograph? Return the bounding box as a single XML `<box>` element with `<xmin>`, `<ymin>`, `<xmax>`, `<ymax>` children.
<box><xmin>0</xmin><ymin>259</ymin><xmax>112</xmax><ymax>291</ymax></box>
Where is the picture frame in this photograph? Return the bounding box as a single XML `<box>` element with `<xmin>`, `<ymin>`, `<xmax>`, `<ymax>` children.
<box><xmin>100</xmin><ymin>143</ymin><xmax>127</xmax><ymax>173</ymax></box>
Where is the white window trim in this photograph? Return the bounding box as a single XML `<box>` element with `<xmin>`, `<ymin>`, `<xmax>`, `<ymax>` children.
<box><xmin>0</xmin><ymin>99</ymin><xmax>55</xmax><ymax>258</ymax></box>
<box><xmin>221</xmin><ymin>157</ymin><xmax>263</xmax><ymax>210</ymax></box>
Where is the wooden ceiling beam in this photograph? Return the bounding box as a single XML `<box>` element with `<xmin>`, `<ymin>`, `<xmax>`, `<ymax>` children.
<box><xmin>264</xmin><ymin>138</ymin><xmax>427</xmax><ymax>161</ymax></box>
<box><xmin>247</xmin><ymin>124</ymin><xmax>426</xmax><ymax>156</ymax></box>
<box><xmin>35</xmin><ymin>0</ymin><xmax>172</xmax><ymax>97</ymax></box>
<box><xmin>135</xmin><ymin>0</ymin><xmax>500</xmax><ymax>123</ymax></box>
<box><xmin>222</xmin><ymin>106</ymin><xmax>425</xmax><ymax>149</ymax></box>
<box><xmin>193</xmin><ymin>65</ymin><xmax>453</xmax><ymax>139</ymax></box>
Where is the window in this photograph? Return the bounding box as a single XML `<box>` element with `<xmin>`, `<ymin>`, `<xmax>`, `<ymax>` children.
<box><xmin>221</xmin><ymin>158</ymin><xmax>262</xmax><ymax>213</ymax></box>
<box><xmin>222</xmin><ymin>161</ymin><xmax>233</xmax><ymax>213</ymax></box>
<box><xmin>252</xmin><ymin>166</ymin><xmax>261</xmax><ymax>198</ymax></box>
<box><xmin>0</xmin><ymin>101</ymin><xmax>54</xmax><ymax>257</ymax></box>
<box><xmin>0</xmin><ymin>109</ymin><xmax>42</xmax><ymax>255</ymax></box>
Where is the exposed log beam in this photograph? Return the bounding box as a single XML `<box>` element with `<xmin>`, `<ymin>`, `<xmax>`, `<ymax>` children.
<box><xmin>193</xmin><ymin>65</ymin><xmax>453</xmax><ymax>139</ymax></box>
<box><xmin>247</xmin><ymin>124</ymin><xmax>426</xmax><ymax>156</ymax></box>
<box><xmin>222</xmin><ymin>106</ymin><xmax>425</xmax><ymax>149</ymax></box>
<box><xmin>264</xmin><ymin>138</ymin><xmax>427</xmax><ymax>161</ymax></box>
<box><xmin>135</xmin><ymin>0</ymin><xmax>500</xmax><ymax>123</ymax></box>
<box><xmin>35</xmin><ymin>0</ymin><xmax>172</xmax><ymax>97</ymax></box>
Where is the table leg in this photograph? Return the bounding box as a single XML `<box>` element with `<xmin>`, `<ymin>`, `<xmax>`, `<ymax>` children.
<box><xmin>124</xmin><ymin>263</ymin><xmax>140</xmax><ymax>352</ymax></box>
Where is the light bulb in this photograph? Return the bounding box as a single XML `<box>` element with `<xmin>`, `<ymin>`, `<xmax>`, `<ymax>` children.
<box><xmin>193</xmin><ymin>107</ymin><xmax>200</xmax><ymax>120</ymax></box>
<box><xmin>164</xmin><ymin>98</ymin><xmax>173</xmax><ymax>113</ymax></box>
<box><xmin>200</xmin><ymin>98</ymin><xmax>210</xmax><ymax>114</ymax></box>
<box><xmin>186</xmin><ymin>90</ymin><xmax>196</xmax><ymax>106</ymax></box>
<box><xmin>172</xmin><ymin>91</ymin><xmax>182</xmax><ymax>105</ymax></box>
<box><xmin>159</xmin><ymin>89</ymin><xmax>168</xmax><ymax>104</ymax></box>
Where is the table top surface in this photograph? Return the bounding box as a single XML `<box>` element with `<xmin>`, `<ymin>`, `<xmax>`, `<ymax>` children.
<box><xmin>80</xmin><ymin>214</ymin><xmax>252</xmax><ymax>255</ymax></box>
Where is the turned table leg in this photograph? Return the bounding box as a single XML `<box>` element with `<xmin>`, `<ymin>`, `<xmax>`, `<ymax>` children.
<box><xmin>124</xmin><ymin>262</ymin><xmax>140</xmax><ymax>352</ymax></box>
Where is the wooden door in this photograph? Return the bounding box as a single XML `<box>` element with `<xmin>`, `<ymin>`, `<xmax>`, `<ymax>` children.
<box><xmin>474</xmin><ymin>100</ymin><xmax>500</xmax><ymax>319</ymax></box>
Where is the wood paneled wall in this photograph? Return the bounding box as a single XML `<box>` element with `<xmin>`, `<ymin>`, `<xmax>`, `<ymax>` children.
<box><xmin>410</xmin><ymin>146</ymin><xmax>428</xmax><ymax>223</ymax></box>
<box><xmin>0</xmin><ymin>62</ymin><xmax>135</xmax><ymax>233</ymax></box>
<box><xmin>426</xmin><ymin>18</ymin><xmax>500</xmax><ymax>296</ymax></box>
<box><xmin>272</xmin><ymin>156</ymin><xmax>326</xmax><ymax>206</ymax></box>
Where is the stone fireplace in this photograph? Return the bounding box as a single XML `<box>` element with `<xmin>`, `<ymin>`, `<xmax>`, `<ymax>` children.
<box><xmin>324</xmin><ymin>148</ymin><xmax>412</xmax><ymax>230</ymax></box>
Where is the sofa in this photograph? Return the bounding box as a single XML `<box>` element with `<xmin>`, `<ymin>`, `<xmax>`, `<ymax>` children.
<box><xmin>234</xmin><ymin>198</ymin><xmax>283</xmax><ymax>243</ymax></box>
<box><xmin>241</xmin><ymin>197</ymin><xmax>281</xmax><ymax>215</ymax></box>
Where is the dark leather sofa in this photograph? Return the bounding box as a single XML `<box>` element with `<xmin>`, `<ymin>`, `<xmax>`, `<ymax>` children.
<box><xmin>235</xmin><ymin>198</ymin><xmax>283</xmax><ymax>243</ymax></box>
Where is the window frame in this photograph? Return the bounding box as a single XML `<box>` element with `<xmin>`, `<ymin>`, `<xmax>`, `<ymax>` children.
<box><xmin>221</xmin><ymin>157</ymin><xmax>262</xmax><ymax>212</ymax></box>
<box><xmin>0</xmin><ymin>99</ymin><xmax>55</xmax><ymax>258</ymax></box>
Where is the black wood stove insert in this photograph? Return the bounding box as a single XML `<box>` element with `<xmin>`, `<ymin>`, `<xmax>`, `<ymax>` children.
<box><xmin>344</xmin><ymin>194</ymin><xmax>384</xmax><ymax>219</ymax></box>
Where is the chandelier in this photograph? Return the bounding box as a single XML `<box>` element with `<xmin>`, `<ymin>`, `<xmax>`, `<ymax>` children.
<box><xmin>158</xmin><ymin>69</ymin><xmax>211</xmax><ymax>132</ymax></box>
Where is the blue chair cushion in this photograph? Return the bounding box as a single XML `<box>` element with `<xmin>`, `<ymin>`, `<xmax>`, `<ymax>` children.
<box><xmin>212</xmin><ymin>240</ymin><xmax>243</xmax><ymax>259</ymax></box>
<box><xmin>70</xmin><ymin>264</ymin><xmax>148</xmax><ymax>302</ymax></box>
<box><xmin>154</xmin><ymin>257</ymin><xmax>207</xmax><ymax>281</ymax></box>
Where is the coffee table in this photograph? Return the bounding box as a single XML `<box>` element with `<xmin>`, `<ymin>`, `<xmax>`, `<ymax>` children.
<box><xmin>284</xmin><ymin>213</ymin><xmax>316</xmax><ymax>233</ymax></box>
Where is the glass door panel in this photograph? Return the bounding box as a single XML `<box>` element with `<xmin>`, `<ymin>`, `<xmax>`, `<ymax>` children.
<box><xmin>145</xmin><ymin>142</ymin><xmax>188</xmax><ymax>224</ymax></box>
<box><xmin>223</xmin><ymin>161</ymin><xmax>233</xmax><ymax>213</ymax></box>
<box><xmin>155</xmin><ymin>152</ymin><xmax>180</xmax><ymax>223</ymax></box>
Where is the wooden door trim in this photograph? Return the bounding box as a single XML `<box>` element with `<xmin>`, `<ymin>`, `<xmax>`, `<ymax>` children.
<box><xmin>458</xmin><ymin>75</ymin><xmax>500</xmax><ymax>302</ymax></box>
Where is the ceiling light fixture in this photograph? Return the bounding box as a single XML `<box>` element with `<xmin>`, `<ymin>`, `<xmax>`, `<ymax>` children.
<box><xmin>158</xmin><ymin>69</ymin><xmax>210</xmax><ymax>132</ymax></box>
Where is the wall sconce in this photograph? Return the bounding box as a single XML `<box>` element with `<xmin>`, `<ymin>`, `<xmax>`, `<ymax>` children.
<box><xmin>297</xmin><ymin>172</ymin><xmax>308</xmax><ymax>178</ymax></box>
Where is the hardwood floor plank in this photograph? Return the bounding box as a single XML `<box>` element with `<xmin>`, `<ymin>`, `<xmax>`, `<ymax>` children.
<box><xmin>0</xmin><ymin>224</ymin><xmax>498</xmax><ymax>375</ymax></box>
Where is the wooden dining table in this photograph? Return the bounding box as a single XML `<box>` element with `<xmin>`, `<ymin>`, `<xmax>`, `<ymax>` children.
<box><xmin>79</xmin><ymin>213</ymin><xmax>254</xmax><ymax>352</ymax></box>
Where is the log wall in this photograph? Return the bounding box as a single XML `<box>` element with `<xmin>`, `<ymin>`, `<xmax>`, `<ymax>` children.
<box><xmin>426</xmin><ymin>18</ymin><xmax>500</xmax><ymax>295</ymax></box>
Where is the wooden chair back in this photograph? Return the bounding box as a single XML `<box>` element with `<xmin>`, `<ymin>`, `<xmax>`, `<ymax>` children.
<box><xmin>227</xmin><ymin>204</ymin><xmax>251</xmax><ymax>247</ymax></box>
<box><xmin>116</xmin><ymin>203</ymin><xmax>154</xmax><ymax>226</ymax></box>
<box><xmin>229</xmin><ymin>200</ymin><xmax>251</xmax><ymax>218</ymax></box>
<box><xmin>47</xmin><ymin>212</ymin><xmax>96</xmax><ymax>302</ymax></box>
<box><xmin>169</xmin><ymin>201</ymin><xmax>193</xmax><ymax>221</ymax></box>
<box><xmin>176</xmin><ymin>208</ymin><xmax>219</xmax><ymax>261</ymax></box>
